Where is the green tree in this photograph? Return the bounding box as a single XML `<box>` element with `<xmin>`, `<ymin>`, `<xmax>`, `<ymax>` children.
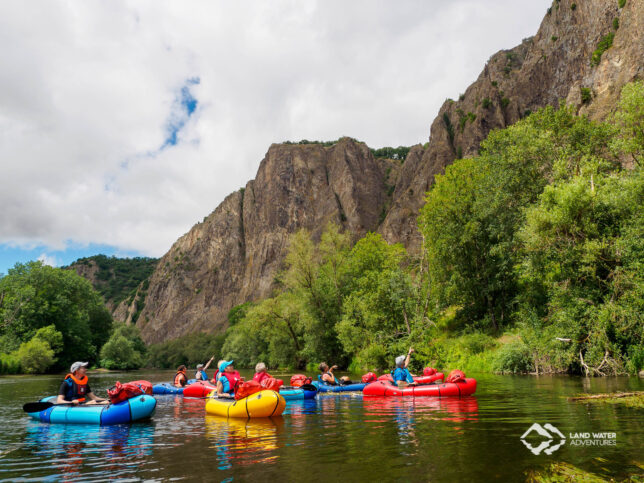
<box><xmin>16</xmin><ymin>337</ymin><xmax>55</xmax><ymax>374</ymax></box>
<box><xmin>0</xmin><ymin>261</ymin><xmax>113</xmax><ymax>369</ymax></box>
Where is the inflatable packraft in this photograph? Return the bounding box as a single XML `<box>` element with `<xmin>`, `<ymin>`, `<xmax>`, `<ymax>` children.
<box><xmin>205</xmin><ymin>390</ymin><xmax>286</xmax><ymax>418</ymax></box>
<box><xmin>377</xmin><ymin>372</ymin><xmax>444</xmax><ymax>385</ymax></box>
<box><xmin>312</xmin><ymin>381</ymin><xmax>367</xmax><ymax>393</ymax></box>
<box><xmin>27</xmin><ymin>395</ymin><xmax>156</xmax><ymax>425</ymax></box>
<box><xmin>363</xmin><ymin>378</ymin><xmax>477</xmax><ymax>397</ymax></box>
<box><xmin>183</xmin><ymin>381</ymin><xmax>217</xmax><ymax>398</ymax></box>
<box><xmin>279</xmin><ymin>385</ymin><xmax>318</xmax><ymax>400</ymax></box>
<box><xmin>152</xmin><ymin>383</ymin><xmax>184</xmax><ymax>395</ymax></box>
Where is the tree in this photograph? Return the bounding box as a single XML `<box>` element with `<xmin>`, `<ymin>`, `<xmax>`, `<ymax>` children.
<box><xmin>99</xmin><ymin>323</ymin><xmax>145</xmax><ymax>370</ymax></box>
<box><xmin>16</xmin><ymin>338</ymin><xmax>55</xmax><ymax>374</ymax></box>
<box><xmin>0</xmin><ymin>262</ymin><xmax>113</xmax><ymax>369</ymax></box>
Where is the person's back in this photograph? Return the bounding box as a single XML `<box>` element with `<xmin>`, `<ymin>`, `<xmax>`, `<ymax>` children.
<box><xmin>253</xmin><ymin>362</ymin><xmax>271</xmax><ymax>384</ymax></box>
<box><xmin>392</xmin><ymin>348</ymin><xmax>415</xmax><ymax>386</ymax></box>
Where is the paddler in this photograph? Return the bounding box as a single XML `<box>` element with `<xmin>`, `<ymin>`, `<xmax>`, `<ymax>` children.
<box><xmin>318</xmin><ymin>362</ymin><xmax>352</xmax><ymax>385</ymax></box>
<box><xmin>195</xmin><ymin>356</ymin><xmax>215</xmax><ymax>381</ymax></box>
<box><xmin>216</xmin><ymin>360</ymin><xmax>242</xmax><ymax>397</ymax></box>
<box><xmin>56</xmin><ymin>362</ymin><xmax>107</xmax><ymax>405</ymax></box>
<box><xmin>174</xmin><ymin>365</ymin><xmax>188</xmax><ymax>387</ymax></box>
<box><xmin>392</xmin><ymin>347</ymin><xmax>416</xmax><ymax>387</ymax></box>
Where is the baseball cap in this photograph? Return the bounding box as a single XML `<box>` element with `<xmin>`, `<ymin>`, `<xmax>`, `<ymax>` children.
<box><xmin>220</xmin><ymin>360</ymin><xmax>234</xmax><ymax>371</ymax></box>
<box><xmin>70</xmin><ymin>361</ymin><xmax>89</xmax><ymax>373</ymax></box>
<box><xmin>197</xmin><ymin>364</ymin><xmax>204</xmax><ymax>369</ymax></box>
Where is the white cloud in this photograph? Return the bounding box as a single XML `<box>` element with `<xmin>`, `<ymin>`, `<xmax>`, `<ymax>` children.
<box><xmin>0</xmin><ymin>0</ymin><xmax>550</xmax><ymax>257</ymax></box>
<box><xmin>37</xmin><ymin>253</ymin><xmax>59</xmax><ymax>267</ymax></box>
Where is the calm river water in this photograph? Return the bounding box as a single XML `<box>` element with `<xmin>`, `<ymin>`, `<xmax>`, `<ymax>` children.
<box><xmin>0</xmin><ymin>370</ymin><xmax>642</xmax><ymax>481</ymax></box>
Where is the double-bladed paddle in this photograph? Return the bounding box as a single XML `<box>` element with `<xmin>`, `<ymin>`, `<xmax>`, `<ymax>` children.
<box><xmin>23</xmin><ymin>400</ymin><xmax>108</xmax><ymax>412</ymax></box>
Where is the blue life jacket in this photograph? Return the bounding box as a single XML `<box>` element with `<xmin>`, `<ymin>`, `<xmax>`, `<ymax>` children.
<box><xmin>392</xmin><ymin>367</ymin><xmax>414</xmax><ymax>384</ymax></box>
<box><xmin>318</xmin><ymin>372</ymin><xmax>339</xmax><ymax>385</ymax></box>
<box><xmin>196</xmin><ymin>370</ymin><xmax>208</xmax><ymax>381</ymax></box>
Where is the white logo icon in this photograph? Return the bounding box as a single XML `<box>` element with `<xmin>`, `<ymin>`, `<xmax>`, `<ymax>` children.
<box><xmin>520</xmin><ymin>423</ymin><xmax>566</xmax><ymax>455</ymax></box>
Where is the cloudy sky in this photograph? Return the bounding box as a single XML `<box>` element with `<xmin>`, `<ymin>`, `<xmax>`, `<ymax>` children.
<box><xmin>0</xmin><ymin>0</ymin><xmax>550</xmax><ymax>275</ymax></box>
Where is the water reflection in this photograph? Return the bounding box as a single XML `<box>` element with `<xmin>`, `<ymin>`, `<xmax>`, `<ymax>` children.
<box><xmin>204</xmin><ymin>416</ymin><xmax>284</xmax><ymax>471</ymax></box>
<box><xmin>21</xmin><ymin>421</ymin><xmax>155</xmax><ymax>480</ymax></box>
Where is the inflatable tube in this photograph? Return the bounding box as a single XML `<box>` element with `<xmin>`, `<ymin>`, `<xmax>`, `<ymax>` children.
<box><xmin>312</xmin><ymin>381</ymin><xmax>367</xmax><ymax>393</ymax></box>
<box><xmin>279</xmin><ymin>386</ymin><xmax>317</xmax><ymax>401</ymax></box>
<box><xmin>152</xmin><ymin>383</ymin><xmax>184</xmax><ymax>395</ymax></box>
<box><xmin>28</xmin><ymin>395</ymin><xmax>157</xmax><ymax>425</ymax></box>
<box><xmin>363</xmin><ymin>379</ymin><xmax>477</xmax><ymax>397</ymax></box>
<box><xmin>205</xmin><ymin>390</ymin><xmax>286</xmax><ymax>418</ymax></box>
<box><xmin>377</xmin><ymin>373</ymin><xmax>445</xmax><ymax>385</ymax></box>
<box><xmin>183</xmin><ymin>381</ymin><xmax>217</xmax><ymax>398</ymax></box>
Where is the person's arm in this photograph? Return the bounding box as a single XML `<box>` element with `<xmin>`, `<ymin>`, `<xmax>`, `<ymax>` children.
<box><xmin>87</xmin><ymin>391</ymin><xmax>107</xmax><ymax>403</ymax></box>
<box><xmin>203</xmin><ymin>356</ymin><xmax>214</xmax><ymax>371</ymax></box>
<box><xmin>216</xmin><ymin>380</ymin><xmax>224</xmax><ymax>395</ymax></box>
<box><xmin>404</xmin><ymin>348</ymin><xmax>414</xmax><ymax>368</ymax></box>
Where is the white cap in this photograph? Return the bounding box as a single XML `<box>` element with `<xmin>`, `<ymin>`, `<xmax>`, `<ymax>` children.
<box><xmin>70</xmin><ymin>361</ymin><xmax>88</xmax><ymax>373</ymax></box>
<box><xmin>395</xmin><ymin>356</ymin><xmax>406</xmax><ymax>368</ymax></box>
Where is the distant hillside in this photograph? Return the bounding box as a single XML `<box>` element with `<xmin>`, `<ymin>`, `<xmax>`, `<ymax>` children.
<box><xmin>67</xmin><ymin>255</ymin><xmax>158</xmax><ymax>314</ymax></box>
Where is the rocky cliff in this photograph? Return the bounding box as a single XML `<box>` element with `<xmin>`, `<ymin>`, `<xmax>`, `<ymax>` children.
<box><xmin>380</xmin><ymin>0</ymin><xmax>643</xmax><ymax>250</ymax></box>
<box><xmin>138</xmin><ymin>140</ymin><xmax>395</xmax><ymax>343</ymax></box>
<box><xmin>134</xmin><ymin>0</ymin><xmax>643</xmax><ymax>343</ymax></box>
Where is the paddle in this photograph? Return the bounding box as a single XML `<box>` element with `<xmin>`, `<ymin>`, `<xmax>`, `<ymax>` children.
<box><xmin>23</xmin><ymin>400</ymin><xmax>109</xmax><ymax>412</ymax></box>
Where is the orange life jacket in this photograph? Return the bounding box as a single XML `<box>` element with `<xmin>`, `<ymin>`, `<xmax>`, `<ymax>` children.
<box><xmin>174</xmin><ymin>370</ymin><xmax>187</xmax><ymax>387</ymax></box>
<box><xmin>63</xmin><ymin>373</ymin><xmax>89</xmax><ymax>402</ymax></box>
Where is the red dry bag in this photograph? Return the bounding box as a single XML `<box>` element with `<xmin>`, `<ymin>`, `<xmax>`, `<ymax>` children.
<box><xmin>260</xmin><ymin>377</ymin><xmax>284</xmax><ymax>391</ymax></box>
<box><xmin>361</xmin><ymin>372</ymin><xmax>377</xmax><ymax>383</ymax></box>
<box><xmin>447</xmin><ymin>369</ymin><xmax>466</xmax><ymax>383</ymax></box>
<box><xmin>290</xmin><ymin>374</ymin><xmax>312</xmax><ymax>387</ymax></box>
<box><xmin>234</xmin><ymin>380</ymin><xmax>263</xmax><ymax>400</ymax></box>
<box><xmin>423</xmin><ymin>367</ymin><xmax>437</xmax><ymax>376</ymax></box>
<box><xmin>107</xmin><ymin>380</ymin><xmax>153</xmax><ymax>404</ymax></box>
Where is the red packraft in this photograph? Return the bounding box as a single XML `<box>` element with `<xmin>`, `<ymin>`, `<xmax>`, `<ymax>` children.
<box><xmin>234</xmin><ymin>380</ymin><xmax>263</xmax><ymax>400</ymax></box>
<box><xmin>108</xmin><ymin>380</ymin><xmax>153</xmax><ymax>404</ymax></box>
<box><xmin>361</xmin><ymin>372</ymin><xmax>377</xmax><ymax>383</ymax></box>
<box><xmin>290</xmin><ymin>374</ymin><xmax>312</xmax><ymax>387</ymax></box>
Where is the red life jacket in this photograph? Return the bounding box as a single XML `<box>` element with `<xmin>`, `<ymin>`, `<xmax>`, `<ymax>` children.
<box><xmin>63</xmin><ymin>373</ymin><xmax>89</xmax><ymax>402</ymax></box>
<box><xmin>220</xmin><ymin>370</ymin><xmax>242</xmax><ymax>394</ymax></box>
<box><xmin>174</xmin><ymin>370</ymin><xmax>187</xmax><ymax>387</ymax></box>
<box><xmin>253</xmin><ymin>372</ymin><xmax>271</xmax><ymax>384</ymax></box>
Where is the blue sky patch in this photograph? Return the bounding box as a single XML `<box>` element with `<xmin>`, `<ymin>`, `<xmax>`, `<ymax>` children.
<box><xmin>163</xmin><ymin>77</ymin><xmax>200</xmax><ymax>148</ymax></box>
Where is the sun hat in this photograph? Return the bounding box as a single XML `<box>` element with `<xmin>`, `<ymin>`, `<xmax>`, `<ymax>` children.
<box><xmin>70</xmin><ymin>361</ymin><xmax>89</xmax><ymax>373</ymax></box>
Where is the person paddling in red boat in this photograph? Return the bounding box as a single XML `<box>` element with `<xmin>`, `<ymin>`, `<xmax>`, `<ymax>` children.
<box><xmin>174</xmin><ymin>365</ymin><xmax>188</xmax><ymax>388</ymax></box>
<box><xmin>392</xmin><ymin>347</ymin><xmax>416</xmax><ymax>387</ymax></box>
<box><xmin>319</xmin><ymin>362</ymin><xmax>352</xmax><ymax>385</ymax></box>
<box><xmin>57</xmin><ymin>362</ymin><xmax>107</xmax><ymax>405</ymax></box>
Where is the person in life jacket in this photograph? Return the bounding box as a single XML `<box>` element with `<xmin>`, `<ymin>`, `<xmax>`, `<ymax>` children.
<box><xmin>174</xmin><ymin>365</ymin><xmax>188</xmax><ymax>387</ymax></box>
<box><xmin>56</xmin><ymin>362</ymin><xmax>107</xmax><ymax>405</ymax></box>
<box><xmin>209</xmin><ymin>360</ymin><xmax>225</xmax><ymax>385</ymax></box>
<box><xmin>252</xmin><ymin>362</ymin><xmax>272</xmax><ymax>384</ymax></box>
<box><xmin>392</xmin><ymin>347</ymin><xmax>416</xmax><ymax>387</ymax></box>
<box><xmin>195</xmin><ymin>356</ymin><xmax>215</xmax><ymax>381</ymax></box>
<box><xmin>318</xmin><ymin>362</ymin><xmax>352</xmax><ymax>385</ymax></box>
<box><xmin>216</xmin><ymin>360</ymin><xmax>242</xmax><ymax>397</ymax></box>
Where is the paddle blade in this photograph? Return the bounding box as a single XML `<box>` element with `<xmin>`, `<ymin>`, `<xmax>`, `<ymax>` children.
<box><xmin>23</xmin><ymin>401</ymin><xmax>55</xmax><ymax>413</ymax></box>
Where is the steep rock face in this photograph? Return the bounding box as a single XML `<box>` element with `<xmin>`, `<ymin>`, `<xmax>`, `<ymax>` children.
<box><xmin>138</xmin><ymin>139</ymin><xmax>388</xmax><ymax>343</ymax></box>
<box><xmin>380</xmin><ymin>0</ymin><xmax>643</xmax><ymax>250</ymax></box>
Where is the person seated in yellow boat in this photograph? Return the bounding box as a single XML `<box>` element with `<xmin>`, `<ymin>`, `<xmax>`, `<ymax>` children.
<box><xmin>216</xmin><ymin>360</ymin><xmax>242</xmax><ymax>397</ymax></box>
<box><xmin>318</xmin><ymin>362</ymin><xmax>352</xmax><ymax>385</ymax></box>
<box><xmin>56</xmin><ymin>362</ymin><xmax>107</xmax><ymax>405</ymax></box>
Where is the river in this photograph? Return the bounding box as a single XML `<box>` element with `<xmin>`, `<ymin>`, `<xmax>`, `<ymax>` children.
<box><xmin>0</xmin><ymin>370</ymin><xmax>642</xmax><ymax>481</ymax></box>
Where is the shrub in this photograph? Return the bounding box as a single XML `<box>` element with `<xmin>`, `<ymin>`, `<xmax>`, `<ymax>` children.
<box><xmin>443</xmin><ymin>112</ymin><xmax>455</xmax><ymax>147</ymax></box>
<box><xmin>571</xmin><ymin>3</ymin><xmax>576</xmax><ymax>10</ymax></box>
<box><xmin>16</xmin><ymin>338</ymin><xmax>55</xmax><ymax>374</ymax></box>
<box><xmin>482</xmin><ymin>98</ymin><xmax>492</xmax><ymax>109</ymax></box>
<box><xmin>551</xmin><ymin>36</ymin><xmax>558</xmax><ymax>42</ymax></box>
<box><xmin>495</xmin><ymin>340</ymin><xmax>533</xmax><ymax>374</ymax></box>
<box><xmin>501</xmin><ymin>97</ymin><xmax>510</xmax><ymax>108</ymax></box>
<box><xmin>100</xmin><ymin>335</ymin><xmax>143</xmax><ymax>370</ymax></box>
<box><xmin>613</xmin><ymin>18</ymin><xmax>619</xmax><ymax>30</ymax></box>
<box><xmin>0</xmin><ymin>353</ymin><xmax>21</xmax><ymax>374</ymax></box>
<box><xmin>580</xmin><ymin>87</ymin><xmax>592</xmax><ymax>104</ymax></box>
<box><xmin>618</xmin><ymin>0</ymin><xmax>626</xmax><ymax>8</ymax></box>
<box><xmin>491</xmin><ymin>81</ymin><xmax>498</xmax><ymax>87</ymax></box>
<box><xmin>591</xmin><ymin>32</ymin><xmax>615</xmax><ymax>66</ymax></box>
